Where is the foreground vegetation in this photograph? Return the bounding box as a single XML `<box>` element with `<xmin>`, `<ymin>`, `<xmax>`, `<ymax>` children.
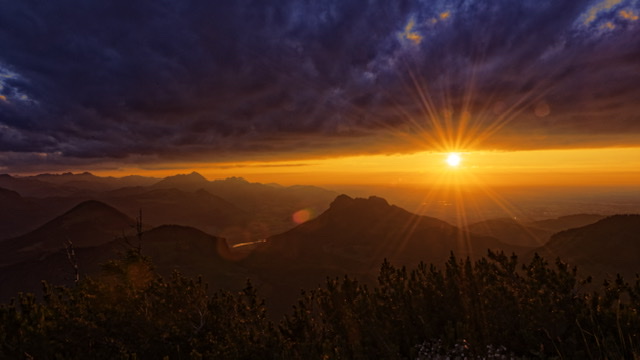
<box><xmin>1</xmin><ymin>250</ymin><xmax>638</xmax><ymax>359</ymax></box>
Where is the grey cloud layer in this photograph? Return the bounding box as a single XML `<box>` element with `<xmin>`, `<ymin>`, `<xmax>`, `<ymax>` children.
<box><xmin>0</xmin><ymin>0</ymin><xmax>639</xmax><ymax>171</ymax></box>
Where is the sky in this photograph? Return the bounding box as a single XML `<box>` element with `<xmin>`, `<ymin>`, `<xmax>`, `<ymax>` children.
<box><xmin>1</xmin><ymin>0</ymin><xmax>639</xmax><ymax>185</ymax></box>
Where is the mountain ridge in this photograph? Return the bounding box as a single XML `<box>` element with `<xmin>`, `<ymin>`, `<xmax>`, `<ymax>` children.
<box><xmin>533</xmin><ymin>214</ymin><xmax>640</xmax><ymax>281</ymax></box>
<box><xmin>259</xmin><ymin>194</ymin><xmax>514</xmax><ymax>266</ymax></box>
<box><xmin>0</xmin><ymin>200</ymin><xmax>136</xmax><ymax>267</ymax></box>
<box><xmin>0</xmin><ymin>223</ymin><xmax>242</xmax><ymax>302</ymax></box>
<box><xmin>466</xmin><ymin>213</ymin><xmax>607</xmax><ymax>247</ymax></box>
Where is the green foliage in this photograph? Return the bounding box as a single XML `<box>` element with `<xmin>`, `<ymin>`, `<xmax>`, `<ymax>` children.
<box><xmin>278</xmin><ymin>251</ymin><xmax>640</xmax><ymax>359</ymax></box>
<box><xmin>1</xmin><ymin>249</ymin><xmax>638</xmax><ymax>359</ymax></box>
<box><xmin>0</xmin><ymin>249</ymin><xmax>278</xmax><ymax>359</ymax></box>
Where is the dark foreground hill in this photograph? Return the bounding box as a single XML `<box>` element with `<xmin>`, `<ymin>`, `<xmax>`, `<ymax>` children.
<box><xmin>245</xmin><ymin>195</ymin><xmax>524</xmax><ymax>316</ymax></box>
<box><xmin>0</xmin><ymin>223</ymin><xmax>244</xmax><ymax>302</ymax></box>
<box><xmin>534</xmin><ymin>214</ymin><xmax>640</xmax><ymax>281</ymax></box>
<box><xmin>529</xmin><ymin>213</ymin><xmax>606</xmax><ymax>232</ymax></box>
<box><xmin>102</xmin><ymin>188</ymin><xmax>251</xmax><ymax>237</ymax></box>
<box><xmin>466</xmin><ymin>218</ymin><xmax>551</xmax><ymax>247</ymax></box>
<box><xmin>259</xmin><ymin>194</ymin><xmax>519</xmax><ymax>268</ymax></box>
<box><xmin>466</xmin><ymin>214</ymin><xmax>606</xmax><ymax>247</ymax></box>
<box><xmin>0</xmin><ymin>200</ymin><xmax>136</xmax><ymax>267</ymax></box>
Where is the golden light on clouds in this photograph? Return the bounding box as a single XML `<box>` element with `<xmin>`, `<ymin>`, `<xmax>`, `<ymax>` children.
<box><xmin>583</xmin><ymin>0</ymin><xmax>623</xmax><ymax>25</ymax></box>
<box><xmin>620</xmin><ymin>9</ymin><xmax>639</xmax><ymax>20</ymax></box>
<box><xmin>400</xmin><ymin>18</ymin><xmax>422</xmax><ymax>44</ymax></box>
<box><xmin>392</xmin><ymin>52</ymin><xmax>556</xmax><ymax>163</ymax></box>
<box><xmin>602</xmin><ymin>21</ymin><xmax>616</xmax><ymax>30</ymax></box>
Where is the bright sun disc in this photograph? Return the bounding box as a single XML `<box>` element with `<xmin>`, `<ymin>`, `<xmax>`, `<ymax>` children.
<box><xmin>446</xmin><ymin>153</ymin><xmax>461</xmax><ymax>167</ymax></box>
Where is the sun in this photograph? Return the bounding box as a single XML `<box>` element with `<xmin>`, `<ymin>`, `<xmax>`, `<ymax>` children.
<box><xmin>446</xmin><ymin>153</ymin><xmax>461</xmax><ymax>167</ymax></box>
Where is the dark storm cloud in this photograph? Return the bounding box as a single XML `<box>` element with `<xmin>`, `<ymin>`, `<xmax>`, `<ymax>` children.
<box><xmin>0</xmin><ymin>0</ymin><xmax>639</xmax><ymax>171</ymax></box>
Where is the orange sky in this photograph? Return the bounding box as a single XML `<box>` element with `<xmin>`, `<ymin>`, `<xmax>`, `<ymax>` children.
<box><xmin>90</xmin><ymin>146</ymin><xmax>640</xmax><ymax>187</ymax></box>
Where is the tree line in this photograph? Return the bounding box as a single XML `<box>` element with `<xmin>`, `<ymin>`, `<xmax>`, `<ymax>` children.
<box><xmin>1</xmin><ymin>249</ymin><xmax>638</xmax><ymax>359</ymax></box>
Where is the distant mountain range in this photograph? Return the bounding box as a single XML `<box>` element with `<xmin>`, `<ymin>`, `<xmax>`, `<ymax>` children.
<box><xmin>0</xmin><ymin>172</ymin><xmax>160</xmax><ymax>197</ymax></box>
<box><xmin>0</xmin><ymin>172</ymin><xmax>338</xmax><ymax>243</ymax></box>
<box><xmin>149</xmin><ymin>172</ymin><xmax>338</xmax><ymax>238</ymax></box>
<box><xmin>101</xmin><ymin>188</ymin><xmax>250</xmax><ymax>237</ymax></box>
<box><xmin>0</xmin><ymin>172</ymin><xmax>638</xmax><ymax>318</ymax></box>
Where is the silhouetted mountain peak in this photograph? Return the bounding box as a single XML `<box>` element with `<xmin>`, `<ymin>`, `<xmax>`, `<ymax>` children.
<box><xmin>144</xmin><ymin>224</ymin><xmax>213</xmax><ymax>239</ymax></box>
<box><xmin>171</xmin><ymin>171</ymin><xmax>207</xmax><ymax>181</ymax></box>
<box><xmin>189</xmin><ymin>171</ymin><xmax>205</xmax><ymax>177</ymax></box>
<box><xmin>65</xmin><ymin>200</ymin><xmax>123</xmax><ymax>215</ymax></box>
<box><xmin>261</xmin><ymin>193</ymin><xmax>519</xmax><ymax>274</ymax></box>
<box><xmin>159</xmin><ymin>172</ymin><xmax>208</xmax><ymax>183</ymax></box>
<box><xmin>330</xmin><ymin>194</ymin><xmax>390</xmax><ymax>211</ymax></box>
<box><xmin>367</xmin><ymin>195</ymin><xmax>389</xmax><ymax>207</ymax></box>
<box><xmin>280</xmin><ymin>194</ymin><xmax>451</xmax><ymax>242</ymax></box>
<box><xmin>153</xmin><ymin>172</ymin><xmax>210</xmax><ymax>190</ymax></box>
<box><xmin>34</xmin><ymin>171</ymin><xmax>96</xmax><ymax>180</ymax></box>
<box><xmin>224</xmin><ymin>176</ymin><xmax>249</xmax><ymax>183</ymax></box>
<box><xmin>0</xmin><ymin>200</ymin><xmax>135</xmax><ymax>267</ymax></box>
<box><xmin>330</xmin><ymin>194</ymin><xmax>354</xmax><ymax>208</ymax></box>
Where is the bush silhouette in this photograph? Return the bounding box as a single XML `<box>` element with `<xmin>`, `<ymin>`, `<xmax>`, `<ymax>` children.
<box><xmin>1</xmin><ymin>249</ymin><xmax>638</xmax><ymax>359</ymax></box>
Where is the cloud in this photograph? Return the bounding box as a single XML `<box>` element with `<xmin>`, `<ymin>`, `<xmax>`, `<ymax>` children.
<box><xmin>619</xmin><ymin>9</ymin><xmax>639</xmax><ymax>20</ymax></box>
<box><xmin>581</xmin><ymin>0</ymin><xmax>624</xmax><ymax>25</ymax></box>
<box><xmin>399</xmin><ymin>17</ymin><xmax>423</xmax><ymax>45</ymax></box>
<box><xmin>0</xmin><ymin>0</ymin><xmax>639</xmax><ymax>172</ymax></box>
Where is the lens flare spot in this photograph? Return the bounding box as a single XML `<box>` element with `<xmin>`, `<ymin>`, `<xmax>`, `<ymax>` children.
<box><xmin>534</xmin><ymin>102</ymin><xmax>551</xmax><ymax>117</ymax></box>
<box><xmin>292</xmin><ymin>208</ymin><xmax>314</xmax><ymax>224</ymax></box>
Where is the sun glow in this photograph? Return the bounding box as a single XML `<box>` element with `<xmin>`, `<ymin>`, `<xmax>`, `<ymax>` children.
<box><xmin>446</xmin><ymin>153</ymin><xmax>461</xmax><ymax>167</ymax></box>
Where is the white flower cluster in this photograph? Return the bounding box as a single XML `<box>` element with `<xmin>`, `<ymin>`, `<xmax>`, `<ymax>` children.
<box><xmin>416</xmin><ymin>339</ymin><xmax>515</xmax><ymax>360</ymax></box>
